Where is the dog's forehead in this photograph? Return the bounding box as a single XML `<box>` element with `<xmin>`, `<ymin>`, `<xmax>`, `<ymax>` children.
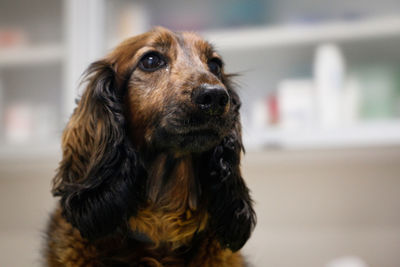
<box><xmin>178</xmin><ymin>32</ymin><xmax>214</xmax><ymax>56</ymax></box>
<box><xmin>149</xmin><ymin>28</ymin><xmax>215</xmax><ymax>58</ymax></box>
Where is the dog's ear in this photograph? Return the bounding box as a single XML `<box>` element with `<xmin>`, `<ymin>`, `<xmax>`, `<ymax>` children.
<box><xmin>52</xmin><ymin>60</ymin><xmax>146</xmax><ymax>240</ymax></box>
<box><xmin>202</xmin><ymin>79</ymin><xmax>256</xmax><ymax>252</ymax></box>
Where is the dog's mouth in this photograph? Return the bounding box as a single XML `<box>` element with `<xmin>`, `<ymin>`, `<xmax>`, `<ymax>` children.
<box><xmin>154</xmin><ymin>114</ymin><xmax>231</xmax><ymax>153</ymax></box>
<box><xmin>179</xmin><ymin>129</ymin><xmax>220</xmax><ymax>144</ymax></box>
<box><xmin>175</xmin><ymin>128</ymin><xmax>222</xmax><ymax>153</ymax></box>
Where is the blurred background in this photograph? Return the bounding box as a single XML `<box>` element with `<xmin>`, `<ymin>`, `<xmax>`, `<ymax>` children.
<box><xmin>1</xmin><ymin>0</ymin><xmax>400</xmax><ymax>266</ymax></box>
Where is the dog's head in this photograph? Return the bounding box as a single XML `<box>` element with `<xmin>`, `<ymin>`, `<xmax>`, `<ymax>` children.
<box><xmin>52</xmin><ymin>27</ymin><xmax>251</xmax><ymax>249</ymax></box>
<box><xmin>107</xmin><ymin>27</ymin><xmax>241</xmax><ymax>154</ymax></box>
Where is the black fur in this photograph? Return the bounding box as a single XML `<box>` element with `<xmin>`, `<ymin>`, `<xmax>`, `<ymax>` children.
<box><xmin>52</xmin><ymin>61</ymin><xmax>146</xmax><ymax>240</ymax></box>
<box><xmin>201</xmin><ymin>130</ymin><xmax>256</xmax><ymax>252</ymax></box>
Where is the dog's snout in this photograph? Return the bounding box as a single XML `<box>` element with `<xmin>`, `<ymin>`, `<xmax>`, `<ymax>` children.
<box><xmin>192</xmin><ymin>84</ymin><xmax>229</xmax><ymax>116</ymax></box>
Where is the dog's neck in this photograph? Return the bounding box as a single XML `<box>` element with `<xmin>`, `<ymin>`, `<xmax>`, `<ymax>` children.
<box><xmin>145</xmin><ymin>153</ymin><xmax>201</xmax><ymax>211</ymax></box>
<box><xmin>128</xmin><ymin>152</ymin><xmax>207</xmax><ymax>249</ymax></box>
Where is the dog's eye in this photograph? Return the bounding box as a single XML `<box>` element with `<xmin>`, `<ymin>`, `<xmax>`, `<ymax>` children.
<box><xmin>208</xmin><ymin>58</ymin><xmax>223</xmax><ymax>77</ymax></box>
<box><xmin>139</xmin><ymin>52</ymin><xmax>166</xmax><ymax>72</ymax></box>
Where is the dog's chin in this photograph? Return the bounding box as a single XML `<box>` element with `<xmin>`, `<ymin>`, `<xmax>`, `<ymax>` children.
<box><xmin>153</xmin><ymin>127</ymin><xmax>224</xmax><ymax>154</ymax></box>
<box><xmin>178</xmin><ymin>130</ymin><xmax>222</xmax><ymax>153</ymax></box>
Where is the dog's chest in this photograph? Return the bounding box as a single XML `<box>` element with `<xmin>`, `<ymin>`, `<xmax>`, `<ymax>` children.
<box><xmin>129</xmin><ymin>205</ymin><xmax>208</xmax><ymax>250</ymax></box>
<box><xmin>130</xmin><ymin>154</ymin><xmax>208</xmax><ymax>249</ymax></box>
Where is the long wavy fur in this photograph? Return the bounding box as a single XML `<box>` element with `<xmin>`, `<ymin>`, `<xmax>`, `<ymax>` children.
<box><xmin>52</xmin><ymin>61</ymin><xmax>146</xmax><ymax>239</ymax></box>
<box><xmin>49</xmin><ymin>29</ymin><xmax>256</xmax><ymax>265</ymax></box>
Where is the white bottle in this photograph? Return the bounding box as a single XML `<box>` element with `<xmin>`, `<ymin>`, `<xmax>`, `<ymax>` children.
<box><xmin>313</xmin><ymin>43</ymin><xmax>346</xmax><ymax>128</ymax></box>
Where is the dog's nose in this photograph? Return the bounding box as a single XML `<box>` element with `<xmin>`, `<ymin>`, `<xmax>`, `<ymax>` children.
<box><xmin>192</xmin><ymin>84</ymin><xmax>229</xmax><ymax>116</ymax></box>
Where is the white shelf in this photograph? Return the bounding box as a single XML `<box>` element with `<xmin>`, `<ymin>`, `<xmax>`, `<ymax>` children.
<box><xmin>0</xmin><ymin>142</ymin><xmax>60</xmax><ymax>160</ymax></box>
<box><xmin>0</xmin><ymin>44</ymin><xmax>65</xmax><ymax>68</ymax></box>
<box><xmin>203</xmin><ymin>15</ymin><xmax>400</xmax><ymax>51</ymax></box>
<box><xmin>244</xmin><ymin>120</ymin><xmax>400</xmax><ymax>150</ymax></box>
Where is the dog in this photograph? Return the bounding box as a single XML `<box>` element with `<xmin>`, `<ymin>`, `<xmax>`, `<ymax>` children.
<box><xmin>45</xmin><ymin>27</ymin><xmax>256</xmax><ymax>267</ymax></box>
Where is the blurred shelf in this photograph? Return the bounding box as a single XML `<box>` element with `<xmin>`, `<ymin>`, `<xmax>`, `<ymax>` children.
<box><xmin>203</xmin><ymin>15</ymin><xmax>400</xmax><ymax>51</ymax></box>
<box><xmin>0</xmin><ymin>44</ymin><xmax>65</xmax><ymax>68</ymax></box>
<box><xmin>0</xmin><ymin>142</ymin><xmax>60</xmax><ymax>161</ymax></box>
<box><xmin>244</xmin><ymin>120</ymin><xmax>400</xmax><ymax>151</ymax></box>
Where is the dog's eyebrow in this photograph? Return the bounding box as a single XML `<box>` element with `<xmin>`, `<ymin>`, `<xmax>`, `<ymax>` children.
<box><xmin>196</xmin><ymin>40</ymin><xmax>219</xmax><ymax>62</ymax></box>
<box><xmin>151</xmin><ymin>31</ymin><xmax>175</xmax><ymax>52</ymax></box>
<box><xmin>202</xmin><ymin>40</ymin><xmax>215</xmax><ymax>56</ymax></box>
<box><xmin>190</xmin><ymin>35</ymin><xmax>216</xmax><ymax>59</ymax></box>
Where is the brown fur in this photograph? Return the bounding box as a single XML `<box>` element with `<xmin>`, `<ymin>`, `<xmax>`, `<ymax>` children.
<box><xmin>129</xmin><ymin>156</ymin><xmax>208</xmax><ymax>250</ymax></box>
<box><xmin>45</xmin><ymin>27</ymin><xmax>254</xmax><ymax>266</ymax></box>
